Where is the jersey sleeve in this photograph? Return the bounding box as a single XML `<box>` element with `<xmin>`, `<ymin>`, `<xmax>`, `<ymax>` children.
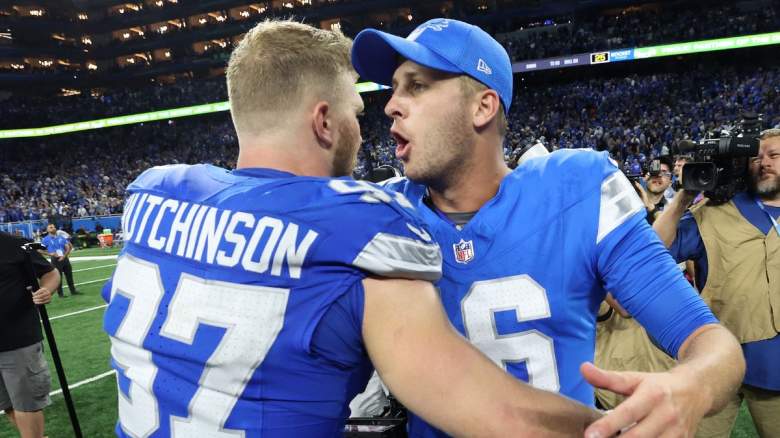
<box><xmin>594</xmin><ymin>160</ymin><xmax>718</xmax><ymax>358</ymax></box>
<box><xmin>320</xmin><ymin>179</ymin><xmax>442</xmax><ymax>282</ymax></box>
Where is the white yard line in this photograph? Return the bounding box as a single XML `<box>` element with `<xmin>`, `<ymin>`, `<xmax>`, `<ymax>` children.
<box><xmin>49</xmin><ymin>370</ymin><xmax>117</xmax><ymax>397</ymax></box>
<box><xmin>50</xmin><ymin>304</ymin><xmax>108</xmax><ymax>321</ymax></box>
<box><xmin>63</xmin><ymin>277</ymin><xmax>111</xmax><ymax>290</ymax></box>
<box><xmin>73</xmin><ymin>264</ymin><xmax>116</xmax><ymax>273</ymax></box>
<box><xmin>70</xmin><ymin>255</ymin><xmax>119</xmax><ymax>262</ymax></box>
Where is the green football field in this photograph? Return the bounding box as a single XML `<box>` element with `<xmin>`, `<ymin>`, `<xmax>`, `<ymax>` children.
<box><xmin>0</xmin><ymin>246</ymin><xmax>761</xmax><ymax>437</ymax></box>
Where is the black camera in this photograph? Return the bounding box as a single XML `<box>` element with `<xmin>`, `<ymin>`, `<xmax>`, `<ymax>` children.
<box><xmin>363</xmin><ymin>165</ymin><xmax>402</xmax><ymax>183</ymax></box>
<box><xmin>674</xmin><ymin>113</ymin><xmax>762</xmax><ymax>203</ymax></box>
<box><xmin>623</xmin><ymin>158</ymin><xmax>662</xmax><ymax>184</ymax></box>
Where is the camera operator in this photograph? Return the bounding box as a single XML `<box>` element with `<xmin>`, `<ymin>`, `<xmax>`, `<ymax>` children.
<box><xmin>666</xmin><ymin>155</ymin><xmax>691</xmax><ymax>199</ymax></box>
<box><xmin>653</xmin><ymin>128</ymin><xmax>780</xmax><ymax>437</ymax></box>
<box><xmin>0</xmin><ymin>232</ymin><xmax>60</xmax><ymax>438</ymax></box>
<box><xmin>630</xmin><ymin>156</ymin><xmax>674</xmax><ymax>224</ymax></box>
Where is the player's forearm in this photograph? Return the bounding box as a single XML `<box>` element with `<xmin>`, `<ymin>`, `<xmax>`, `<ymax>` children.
<box><xmin>363</xmin><ymin>277</ymin><xmax>600</xmax><ymax>436</ymax></box>
<box><xmin>387</xmin><ymin>331</ymin><xmax>601</xmax><ymax>437</ymax></box>
<box><xmin>674</xmin><ymin>324</ymin><xmax>745</xmax><ymax>416</ymax></box>
<box><xmin>653</xmin><ymin>190</ymin><xmax>696</xmax><ymax>247</ymax></box>
<box><xmin>479</xmin><ymin>371</ymin><xmax>603</xmax><ymax>437</ymax></box>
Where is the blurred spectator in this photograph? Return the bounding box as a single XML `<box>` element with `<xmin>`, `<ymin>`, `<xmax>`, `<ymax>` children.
<box><xmin>41</xmin><ymin>224</ymin><xmax>80</xmax><ymax>297</ymax></box>
<box><xmin>0</xmin><ymin>62</ymin><xmax>778</xmax><ymax>223</ymax></box>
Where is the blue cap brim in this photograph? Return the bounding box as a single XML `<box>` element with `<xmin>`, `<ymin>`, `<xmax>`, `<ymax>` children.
<box><xmin>351</xmin><ymin>29</ymin><xmax>462</xmax><ymax>86</ymax></box>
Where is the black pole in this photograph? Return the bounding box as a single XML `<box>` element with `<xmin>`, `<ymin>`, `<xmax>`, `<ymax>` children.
<box><xmin>20</xmin><ymin>243</ymin><xmax>83</xmax><ymax>438</ymax></box>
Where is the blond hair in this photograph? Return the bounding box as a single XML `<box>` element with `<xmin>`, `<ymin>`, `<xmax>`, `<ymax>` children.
<box><xmin>458</xmin><ymin>75</ymin><xmax>508</xmax><ymax>138</ymax></box>
<box><xmin>226</xmin><ymin>20</ymin><xmax>353</xmax><ymax>136</ymax></box>
<box><xmin>760</xmin><ymin>128</ymin><xmax>780</xmax><ymax>140</ymax></box>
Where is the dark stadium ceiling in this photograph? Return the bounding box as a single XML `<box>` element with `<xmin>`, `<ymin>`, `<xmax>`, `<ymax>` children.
<box><xmin>0</xmin><ymin>0</ymin><xmax>713</xmax><ymax>91</ymax></box>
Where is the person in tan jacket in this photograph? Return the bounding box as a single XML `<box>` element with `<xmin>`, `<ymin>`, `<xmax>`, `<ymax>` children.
<box><xmin>653</xmin><ymin>128</ymin><xmax>780</xmax><ymax>437</ymax></box>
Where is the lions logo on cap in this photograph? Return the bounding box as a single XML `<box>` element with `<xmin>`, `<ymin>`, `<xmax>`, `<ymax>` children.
<box><xmin>407</xmin><ymin>19</ymin><xmax>450</xmax><ymax>41</ymax></box>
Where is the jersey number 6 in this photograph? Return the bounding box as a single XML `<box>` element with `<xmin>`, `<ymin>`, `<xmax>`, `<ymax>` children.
<box><xmin>461</xmin><ymin>275</ymin><xmax>560</xmax><ymax>392</ymax></box>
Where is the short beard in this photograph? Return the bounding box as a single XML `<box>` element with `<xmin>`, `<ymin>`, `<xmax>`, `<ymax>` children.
<box><xmin>748</xmin><ymin>172</ymin><xmax>780</xmax><ymax>200</ymax></box>
<box><xmin>331</xmin><ymin>123</ymin><xmax>358</xmax><ymax>178</ymax></box>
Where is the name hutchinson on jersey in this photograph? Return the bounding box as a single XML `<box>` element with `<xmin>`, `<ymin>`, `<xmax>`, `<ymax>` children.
<box><xmin>121</xmin><ymin>192</ymin><xmax>318</xmax><ymax>279</ymax></box>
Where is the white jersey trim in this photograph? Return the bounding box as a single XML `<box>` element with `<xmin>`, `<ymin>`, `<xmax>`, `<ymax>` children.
<box><xmin>353</xmin><ymin>232</ymin><xmax>442</xmax><ymax>281</ymax></box>
<box><xmin>597</xmin><ymin>171</ymin><xmax>645</xmax><ymax>244</ymax></box>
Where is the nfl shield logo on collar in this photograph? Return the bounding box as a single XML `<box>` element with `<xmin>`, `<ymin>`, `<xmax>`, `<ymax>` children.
<box><xmin>453</xmin><ymin>239</ymin><xmax>474</xmax><ymax>264</ymax></box>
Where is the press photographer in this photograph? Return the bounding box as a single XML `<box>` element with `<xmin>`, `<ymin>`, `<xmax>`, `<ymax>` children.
<box><xmin>0</xmin><ymin>232</ymin><xmax>60</xmax><ymax>438</ymax></box>
<box><xmin>630</xmin><ymin>155</ymin><xmax>675</xmax><ymax>223</ymax></box>
<box><xmin>653</xmin><ymin>128</ymin><xmax>780</xmax><ymax>437</ymax></box>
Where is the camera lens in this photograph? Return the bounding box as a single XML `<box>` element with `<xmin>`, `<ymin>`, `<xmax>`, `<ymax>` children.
<box><xmin>692</xmin><ymin>168</ymin><xmax>713</xmax><ymax>187</ymax></box>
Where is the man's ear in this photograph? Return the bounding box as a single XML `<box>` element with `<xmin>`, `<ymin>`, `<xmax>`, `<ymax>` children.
<box><xmin>312</xmin><ymin>101</ymin><xmax>334</xmax><ymax>149</ymax></box>
<box><xmin>473</xmin><ymin>89</ymin><xmax>501</xmax><ymax>131</ymax></box>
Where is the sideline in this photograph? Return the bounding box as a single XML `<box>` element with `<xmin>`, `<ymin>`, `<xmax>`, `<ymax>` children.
<box><xmin>73</xmin><ymin>264</ymin><xmax>116</xmax><ymax>273</ymax></box>
<box><xmin>70</xmin><ymin>255</ymin><xmax>119</xmax><ymax>262</ymax></box>
<box><xmin>63</xmin><ymin>278</ymin><xmax>111</xmax><ymax>289</ymax></box>
<box><xmin>50</xmin><ymin>304</ymin><xmax>108</xmax><ymax>321</ymax></box>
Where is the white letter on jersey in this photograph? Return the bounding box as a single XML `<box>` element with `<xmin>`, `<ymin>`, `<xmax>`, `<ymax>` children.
<box><xmin>127</xmin><ymin>193</ymin><xmax>149</xmax><ymax>243</ymax></box>
<box><xmin>271</xmin><ymin>224</ymin><xmax>318</xmax><ymax>279</ymax></box>
<box><xmin>216</xmin><ymin>212</ymin><xmax>254</xmax><ymax>267</ymax></box>
<box><xmin>121</xmin><ymin>194</ymin><xmax>141</xmax><ymax>242</ymax></box>
<box><xmin>185</xmin><ymin>205</ymin><xmax>210</xmax><ymax>259</ymax></box>
<box><xmin>166</xmin><ymin>203</ymin><xmax>201</xmax><ymax>256</ymax></box>
<box><xmin>242</xmin><ymin>216</ymin><xmax>284</xmax><ymax>274</ymax></box>
<box><xmin>194</xmin><ymin>208</ymin><xmax>231</xmax><ymax>264</ymax></box>
<box><xmin>148</xmin><ymin>199</ymin><xmax>179</xmax><ymax>250</ymax></box>
<box><xmin>134</xmin><ymin>195</ymin><xmax>163</xmax><ymax>244</ymax></box>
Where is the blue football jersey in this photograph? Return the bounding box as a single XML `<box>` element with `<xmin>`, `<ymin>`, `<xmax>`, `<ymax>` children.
<box><xmin>383</xmin><ymin>149</ymin><xmax>717</xmax><ymax>438</ymax></box>
<box><xmin>102</xmin><ymin>164</ymin><xmax>441</xmax><ymax>438</ymax></box>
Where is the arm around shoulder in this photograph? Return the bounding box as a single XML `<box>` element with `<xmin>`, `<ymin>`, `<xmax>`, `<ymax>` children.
<box><xmin>361</xmin><ymin>277</ymin><xmax>601</xmax><ymax>437</ymax></box>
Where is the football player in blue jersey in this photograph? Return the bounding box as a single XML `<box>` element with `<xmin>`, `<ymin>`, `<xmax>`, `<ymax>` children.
<box><xmin>351</xmin><ymin>17</ymin><xmax>745</xmax><ymax>438</ymax></box>
<box><xmin>102</xmin><ymin>20</ymin><xmax>603</xmax><ymax>438</ymax></box>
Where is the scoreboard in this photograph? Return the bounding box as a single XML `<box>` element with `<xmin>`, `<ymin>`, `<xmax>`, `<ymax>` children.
<box><xmin>513</xmin><ymin>31</ymin><xmax>780</xmax><ymax>73</ymax></box>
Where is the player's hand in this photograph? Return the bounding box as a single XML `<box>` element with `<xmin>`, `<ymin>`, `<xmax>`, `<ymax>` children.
<box><xmin>32</xmin><ymin>286</ymin><xmax>53</xmax><ymax>305</ymax></box>
<box><xmin>58</xmin><ymin>256</ymin><xmax>65</xmax><ymax>261</ymax></box>
<box><xmin>632</xmin><ymin>181</ymin><xmax>654</xmax><ymax>211</ymax></box>
<box><xmin>581</xmin><ymin>362</ymin><xmax>709</xmax><ymax>438</ymax></box>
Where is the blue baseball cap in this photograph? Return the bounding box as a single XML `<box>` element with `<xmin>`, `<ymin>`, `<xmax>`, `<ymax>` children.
<box><xmin>351</xmin><ymin>18</ymin><xmax>513</xmax><ymax>114</ymax></box>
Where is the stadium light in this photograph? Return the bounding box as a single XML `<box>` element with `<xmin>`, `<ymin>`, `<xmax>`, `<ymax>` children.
<box><xmin>0</xmin><ymin>82</ymin><xmax>390</xmax><ymax>140</ymax></box>
<box><xmin>514</xmin><ymin>31</ymin><xmax>780</xmax><ymax>73</ymax></box>
<box><xmin>3</xmin><ymin>31</ymin><xmax>777</xmax><ymax>140</ymax></box>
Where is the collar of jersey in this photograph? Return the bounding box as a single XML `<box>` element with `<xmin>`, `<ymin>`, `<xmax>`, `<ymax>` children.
<box><xmin>231</xmin><ymin>167</ymin><xmax>298</xmax><ymax>179</ymax></box>
<box><xmin>416</xmin><ymin>170</ymin><xmax>514</xmax><ymax>235</ymax></box>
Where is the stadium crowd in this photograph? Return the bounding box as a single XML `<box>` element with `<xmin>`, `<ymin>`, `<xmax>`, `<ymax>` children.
<box><xmin>1</xmin><ymin>62</ymin><xmax>778</xmax><ymax>224</ymax></box>
<box><xmin>0</xmin><ymin>116</ymin><xmax>237</xmax><ymax>223</ymax></box>
<box><xmin>498</xmin><ymin>1</ymin><xmax>778</xmax><ymax>62</ymax></box>
<box><xmin>0</xmin><ymin>0</ymin><xmax>776</xmax><ymax>129</ymax></box>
